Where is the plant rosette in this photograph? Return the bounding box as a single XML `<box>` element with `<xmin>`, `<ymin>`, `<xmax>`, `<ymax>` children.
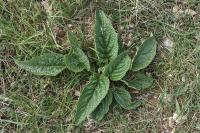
<box><xmin>15</xmin><ymin>10</ymin><xmax>157</xmax><ymax>125</ymax></box>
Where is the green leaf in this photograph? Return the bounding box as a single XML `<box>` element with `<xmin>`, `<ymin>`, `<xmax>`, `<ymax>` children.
<box><xmin>104</xmin><ymin>52</ymin><xmax>132</xmax><ymax>81</ymax></box>
<box><xmin>175</xmin><ymin>99</ymin><xmax>181</xmax><ymax>115</ymax></box>
<box><xmin>122</xmin><ymin>73</ymin><xmax>154</xmax><ymax>90</ymax></box>
<box><xmin>95</xmin><ymin>10</ymin><xmax>118</xmax><ymax>62</ymax></box>
<box><xmin>91</xmin><ymin>90</ymin><xmax>113</xmax><ymax>121</ymax></box>
<box><xmin>114</xmin><ymin>88</ymin><xmax>143</xmax><ymax>110</ymax></box>
<box><xmin>74</xmin><ymin>74</ymin><xmax>110</xmax><ymax>125</ymax></box>
<box><xmin>68</xmin><ymin>32</ymin><xmax>80</xmax><ymax>48</ymax></box>
<box><xmin>65</xmin><ymin>48</ymin><xmax>90</xmax><ymax>72</ymax></box>
<box><xmin>14</xmin><ymin>53</ymin><xmax>66</xmax><ymax>76</ymax></box>
<box><xmin>132</xmin><ymin>36</ymin><xmax>157</xmax><ymax>71</ymax></box>
<box><xmin>65</xmin><ymin>33</ymin><xmax>90</xmax><ymax>72</ymax></box>
<box><xmin>128</xmin><ymin>99</ymin><xmax>145</xmax><ymax>110</ymax></box>
<box><xmin>113</xmin><ymin>88</ymin><xmax>131</xmax><ymax>109</ymax></box>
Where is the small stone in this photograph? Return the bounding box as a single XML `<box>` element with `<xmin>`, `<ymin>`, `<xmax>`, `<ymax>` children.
<box><xmin>75</xmin><ymin>90</ymin><xmax>80</xmax><ymax>97</ymax></box>
<box><xmin>162</xmin><ymin>37</ymin><xmax>174</xmax><ymax>52</ymax></box>
<box><xmin>120</xmin><ymin>26</ymin><xmax>124</xmax><ymax>31</ymax></box>
<box><xmin>185</xmin><ymin>9</ymin><xmax>197</xmax><ymax>16</ymax></box>
<box><xmin>67</xmin><ymin>24</ymin><xmax>73</xmax><ymax>28</ymax></box>
<box><xmin>181</xmin><ymin>76</ymin><xmax>186</xmax><ymax>82</ymax></box>
<box><xmin>168</xmin><ymin>74</ymin><xmax>173</xmax><ymax>77</ymax></box>
<box><xmin>173</xmin><ymin>5</ymin><xmax>179</xmax><ymax>13</ymax></box>
<box><xmin>41</xmin><ymin>0</ymin><xmax>52</xmax><ymax>15</ymax></box>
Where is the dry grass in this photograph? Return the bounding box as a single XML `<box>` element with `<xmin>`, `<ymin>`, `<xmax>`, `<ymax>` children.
<box><xmin>1</xmin><ymin>0</ymin><xmax>200</xmax><ymax>132</ymax></box>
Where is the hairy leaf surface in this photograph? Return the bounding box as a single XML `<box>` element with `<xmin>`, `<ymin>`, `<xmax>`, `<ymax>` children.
<box><xmin>122</xmin><ymin>73</ymin><xmax>154</xmax><ymax>90</ymax></box>
<box><xmin>65</xmin><ymin>48</ymin><xmax>90</xmax><ymax>72</ymax></box>
<box><xmin>104</xmin><ymin>52</ymin><xmax>131</xmax><ymax>81</ymax></box>
<box><xmin>91</xmin><ymin>90</ymin><xmax>113</xmax><ymax>121</ymax></box>
<box><xmin>74</xmin><ymin>74</ymin><xmax>109</xmax><ymax>124</ymax></box>
<box><xmin>132</xmin><ymin>37</ymin><xmax>157</xmax><ymax>71</ymax></box>
<box><xmin>95</xmin><ymin>10</ymin><xmax>118</xmax><ymax>62</ymax></box>
<box><xmin>68</xmin><ymin>32</ymin><xmax>80</xmax><ymax>48</ymax></box>
<box><xmin>14</xmin><ymin>53</ymin><xmax>66</xmax><ymax>76</ymax></box>
<box><xmin>114</xmin><ymin>88</ymin><xmax>143</xmax><ymax>110</ymax></box>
